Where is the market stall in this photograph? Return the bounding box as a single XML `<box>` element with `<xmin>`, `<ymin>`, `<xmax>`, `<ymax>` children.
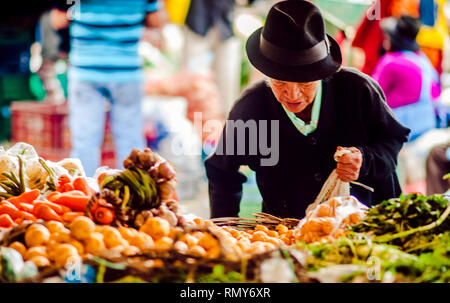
<box><xmin>0</xmin><ymin>142</ymin><xmax>448</xmax><ymax>283</ymax></box>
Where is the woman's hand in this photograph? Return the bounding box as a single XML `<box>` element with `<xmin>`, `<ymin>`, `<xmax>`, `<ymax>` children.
<box><xmin>336</xmin><ymin>147</ymin><xmax>363</xmax><ymax>182</ymax></box>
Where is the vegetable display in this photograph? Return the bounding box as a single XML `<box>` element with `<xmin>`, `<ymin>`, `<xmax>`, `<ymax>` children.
<box><xmin>0</xmin><ymin>142</ymin><xmax>449</xmax><ymax>283</ymax></box>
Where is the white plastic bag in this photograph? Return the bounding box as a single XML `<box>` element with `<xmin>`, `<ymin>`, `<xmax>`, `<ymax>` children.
<box><xmin>306</xmin><ymin>149</ymin><xmax>351</xmax><ymax>214</ymax></box>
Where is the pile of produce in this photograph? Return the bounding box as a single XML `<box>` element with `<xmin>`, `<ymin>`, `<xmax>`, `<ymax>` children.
<box><xmin>0</xmin><ymin>142</ymin><xmax>449</xmax><ymax>283</ymax></box>
<box><xmin>297</xmin><ymin>193</ymin><xmax>450</xmax><ymax>283</ymax></box>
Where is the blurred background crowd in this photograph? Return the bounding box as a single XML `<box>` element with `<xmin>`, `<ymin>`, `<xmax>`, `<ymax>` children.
<box><xmin>0</xmin><ymin>0</ymin><xmax>449</xmax><ymax>218</ymax></box>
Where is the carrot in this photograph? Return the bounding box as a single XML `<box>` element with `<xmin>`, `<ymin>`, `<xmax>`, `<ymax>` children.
<box><xmin>62</xmin><ymin>212</ymin><xmax>85</xmax><ymax>223</ymax></box>
<box><xmin>59</xmin><ymin>190</ymin><xmax>86</xmax><ymax>197</ymax></box>
<box><xmin>73</xmin><ymin>177</ymin><xmax>95</xmax><ymax>196</ymax></box>
<box><xmin>20</xmin><ymin>203</ymin><xmax>34</xmax><ymax>213</ymax></box>
<box><xmin>58</xmin><ymin>175</ymin><xmax>71</xmax><ymax>186</ymax></box>
<box><xmin>34</xmin><ymin>204</ymin><xmax>62</xmax><ymax>222</ymax></box>
<box><xmin>21</xmin><ymin>212</ymin><xmax>37</xmax><ymax>222</ymax></box>
<box><xmin>63</xmin><ymin>183</ymin><xmax>75</xmax><ymax>192</ymax></box>
<box><xmin>0</xmin><ymin>202</ymin><xmax>22</xmax><ymax>219</ymax></box>
<box><xmin>8</xmin><ymin>189</ymin><xmax>40</xmax><ymax>205</ymax></box>
<box><xmin>47</xmin><ymin>192</ymin><xmax>61</xmax><ymax>202</ymax></box>
<box><xmin>14</xmin><ymin>218</ymin><xmax>23</xmax><ymax>225</ymax></box>
<box><xmin>54</xmin><ymin>195</ymin><xmax>90</xmax><ymax>212</ymax></box>
<box><xmin>94</xmin><ymin>207</ymin><xmax>115</xmax><ymax>224</ymax></box>
<box><xmin>0</xmin><ymin>214</ymin><xmax>14</xmax><ymax>228</ymax></box>
<box><xmin>33</xmin><ymin>200</ymin><xmax>69</xmax><ymax>215</ymax></box>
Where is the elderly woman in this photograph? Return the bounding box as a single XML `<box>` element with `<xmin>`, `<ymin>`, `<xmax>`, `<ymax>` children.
<box><xmin>205</xmin><ymin>0</ymin><xmax>410</xmax><ymax>219</ymax></box>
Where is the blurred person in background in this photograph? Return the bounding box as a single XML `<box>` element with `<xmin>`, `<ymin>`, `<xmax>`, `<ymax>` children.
<box><xmin>372</xmin><ymin>15</ymin><xmax>440</xmax><ymax>142</ymax></box>
<box><xmin>426</xmin><ymin>142</ymin><xmax>450</xmax><ymax>194</ymax></box>
<box><xmin>36</xmin><ymin>10</ymin><xmax>70</xmax><ymax>102</ymax></box>
<box><xmin>182</xmin><ymin>0</ymin><xmax>256</xmax><ymax>115</ymax></box>
<box><xmin>50</xmin><ymin>0</ymin><xmax>167</xmax><ymax>177</ymax></box>
<box><xmin>351</xmin><ymin>0</ymin><xmax>420</xmax><ymax>75</ymax></box>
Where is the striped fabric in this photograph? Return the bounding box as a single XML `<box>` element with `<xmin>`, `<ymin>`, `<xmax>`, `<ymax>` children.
<box><xmin>67</xmin><ymin>0</ymin><xmax>160</xmax><ymax>82</ymax></box>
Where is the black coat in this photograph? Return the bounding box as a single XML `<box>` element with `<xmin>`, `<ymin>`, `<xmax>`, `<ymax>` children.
<box><xmin>205</xmin><ymin>67</ymin><xmax>411</xmax><ymax>219</ymax></box>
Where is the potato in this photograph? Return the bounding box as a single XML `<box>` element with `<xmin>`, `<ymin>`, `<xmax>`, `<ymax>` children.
<box><xmin>46</xmin><ymin>221</ymin><xmax>66</xmax><ymax>234</ymax></box>
<box><xmin>139</xmin><ymin>217</ymin><xmax>170</xmax><ymax>240</ymax></box>
<box><xmin>154</xmin><ymin>236</ymin><xmax>174</xmax><ymax>251</ymax></box>
<box><xmin>129</xmin><ymin>232</ymin><xmax>154</xmax><ymax>251</ymax></box>
<box><xmin>174</xmin><ymin>241</ymin><xmax>189</xmax><ymax>253</ymax></box>
<box><xmin>276</xmin><ymin>224</ymin><xmax>289</xmax><ymax>235</ymax></box>
<box><xmin>29</xmin><ymin>256</ymin><xmax>50</xmax><ymax>267</ymax></box>
<box><xmin>188</xmin><ymin>245</ymin><xmax>206</xmax><ymax>257</ymax></box>
<box><xmin>254</xmin><ymin>225</ymin><xmax>269</xmax><ymax>233</ymax></box>
<box><xmin>98</xmin><ymin>226</ymin><xmax>127</xmax><ymax>249</ymax></box>
<box><xmin>70</xmin><ymin>216</ymin><xmax>95</xmax><ymax>241</ymax></box>
<box><xmin>122</xmin><ymin>245</ymin><xmax>140</xmax><ymax>256</ymax></box>
<box><xmin>84</xmin><ymin>232</ymin><xmax>105</xmax><ymax>255</ymax></box>
<box><xmin>68</xmin><ymin>239</ymin><xmax>84</xmax><ymax>255</ymax></box>
<box><xmin>9</xmin><ymin>241</ymin><xmax>26</xmax><ymax>257</ymax></box>
<box><xmin>25</xmin><ymin>225</ymin><xmax>50</xmax><ymax>247</ymax></box>
<box><xmin>267</xmin><ymin>230</ymin><xmax>279</xmax><ymax>238</ymax></box>
<box><xmin>197</xmin><ymin>234</ymin><xmax>219</xmax><ymax>250</ymax></box>
<box><xmin>50</xmin><ymin>229</ymin><xmax>72</xmax><ymax>243</ymax></box>
<box><xmin>55</xmin><ymin>252</ymin><xmax>80</xmax><ymax>268</ymax></box>
<box><xmin>205</xmin><ymin>246</ymin><xmax>221</xmax><ymax>259</ymax></box>
<box><xmin>24</xmin><ymin>246</ymin><xmax>47</xmax><ymax>260</ymax></box>
<box><xmin>317</xmin><ymin>204</ymin><xmax>332</xmax><ymax>217</ymax></box>
<box><xmin>118</xmin><ymin>227</ymin><xmax>137</xmax><ymax>241</ymax></box>
<box><xmin>251</xmin><ymin>231</ymin><xmax>269</xmax><ymax>243</ymax></box>
<box><xmin>180</xmin><ymin>234</ymin><xmax>198</xmax><ymax>247</ymax></box>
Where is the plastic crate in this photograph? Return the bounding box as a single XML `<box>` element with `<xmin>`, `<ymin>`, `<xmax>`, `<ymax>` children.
<box><xmin>10</xmin><ymin>101</ymin><xmax>116</xmax><ymax>167</ymax></box>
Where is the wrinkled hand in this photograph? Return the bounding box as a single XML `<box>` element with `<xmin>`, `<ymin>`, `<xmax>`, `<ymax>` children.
<box><xmin>336</xmin><ymin>147</ymin><xmax>362</xmax><ymax>182</ymax></box>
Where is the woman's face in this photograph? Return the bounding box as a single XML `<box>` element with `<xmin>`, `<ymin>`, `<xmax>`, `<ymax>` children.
<box><xmin>268</xmin><ymin>78</ymin><xmax>319</xmax><ymax>113</ymax></box>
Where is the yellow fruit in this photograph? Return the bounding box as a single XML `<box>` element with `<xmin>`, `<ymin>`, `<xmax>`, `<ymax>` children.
<box><xmin>254</xmin><ymin>225</ymin><xmax>269</xmax><ymax>233</ymax></box>
<box><xmin>25</xmin><ymin>225</ymin><xmax>50</xmax><ymax>247</ymax></box>
<box><xmin>46</xmin><ymin>241</ymin><xmax>60</xmax><ymax>261</ymax></box>
<box><xmin>197</xmin><ymin>233</ymin><xmax>219</xmax><ymax>250</ymax></box>
<box><xmin>46</xmin><ymin>221</ymin><xmax>66</xmax><ymax>234</ymax></box>
<box><xmin>118</xmin><ymin>227</ymin><xmax>137</xmax><ymax>241</ymax></box>
<box><xmin>174</xmin><ymin>241</ymin><xmax>189</xmax><ymax>253</ymax></box>
<box><xmin>29</xmin><ymin>256</ymin><xmax>50</xmax><ymax>267</ymax></box>
<box><xmin>189</xmin><ymin>245</ymin><xmax>206</xmax><ymax>257</ymax></box>
<box><xmin>139</xmin><ymin>217</ymin><xmax>170</xmax><ymax>240</ymax></box>
<box><xmin>122</xmin><ymin>245</ymin><xmax>140</xmax><ymax>256</ymax></box>
<box><xmin>267</xmin><ymin>230</ymin><xmax>279</xmax><ymax>238</ymax></box>
<box><xmin>9</xmin><ymin>242</ymin><xmax>26</xmax><ymax>257</ymax></box>
<box><xmin>50</xmin><ymin>229</ymin><xmax>71</xmax><ymax>243</ymax></box>
<box><xmin>129</xmin><ymin>232</ymin><xmax>154</xmax><ymax>251</ymax></box>
<box><xmin>251</xmin><ymin>231</ymin><xmax>269</xmax><ymax>243</ymax></box>
<box><xmin>68</xmin><ymin>240</ymin><xmax>84</xmax><ymax>255</ymax></box>
<box><xmin>99</xmin><ymin>226</ymin><xmax>127</xmax><ymax>249</ymax></box>
<box><xmin>276</xmin><ymin>224</ymin><xmax>289</xmax><ymax>235</ymax></box>
<box><xmin>24</xmin><ymin>246</ymin><xmax>47</xmax><ymax>260</ymax></box>
<box><xmin>205</xmin><ymin>246</ymin><xmax>221</xmax><ymax>259</ymax></box>
<box><xmin>84</xmin><ymin>232</ymin><xmax>105</xmax><ymax>255</ymax></box>
<box><xmin>70</xmin><ymin>216</ymin><xmax>95</xmax><ymax>241</ymax></box>
<box><xmin>181</xmin><ymin>234</ymin><xmax>198</xmax><ymax>247</ymax></box>
<box><xmin>55</xmin><ymin>252</ymin><xmax>80</xmax><ymax>268</ymax></box>
<box><xmin>154</xmin><ymin>236</ymin><xmax>174</xmax><ymax>251</ymax></box>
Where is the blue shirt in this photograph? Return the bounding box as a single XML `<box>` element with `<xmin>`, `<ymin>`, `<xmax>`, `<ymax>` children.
<box><xmin>67</xmin><ymin>0</ymin><xmax>160</xmax><ymax>83</ymax></box>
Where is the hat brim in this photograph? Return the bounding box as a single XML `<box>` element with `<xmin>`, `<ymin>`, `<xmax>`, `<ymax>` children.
<box><xmin>246</xmin><ymin>27</ymin><xmax>342</xmax><ymax>82</ymax></box>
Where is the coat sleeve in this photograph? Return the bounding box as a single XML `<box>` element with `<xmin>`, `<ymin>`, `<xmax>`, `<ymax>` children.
<box><xmin>204</xmin><ymin>110</ymin><xmax>248</xmax><ymax>219</ymax></box>
<box><xmin>355</xmin><ymin>77</ymin><xmax>411</xmax><ymax>181</ymax></box>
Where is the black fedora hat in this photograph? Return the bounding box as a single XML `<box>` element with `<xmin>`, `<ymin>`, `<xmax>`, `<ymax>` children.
<box><xmin>246</xmin><ymin>0</ymin><xmax>342</xmax><ymax>83</ymax></box>
<box><xmin>381</xmin><ymin>15</ymin><xmax>421</xmax><ymax>52</ymax></box>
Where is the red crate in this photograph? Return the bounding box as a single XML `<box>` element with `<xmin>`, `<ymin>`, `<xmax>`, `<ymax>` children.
<box><xmin>10</xmin><ymin>101</ymin><xmax>116</xmax><ymax>168</ymax></box>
